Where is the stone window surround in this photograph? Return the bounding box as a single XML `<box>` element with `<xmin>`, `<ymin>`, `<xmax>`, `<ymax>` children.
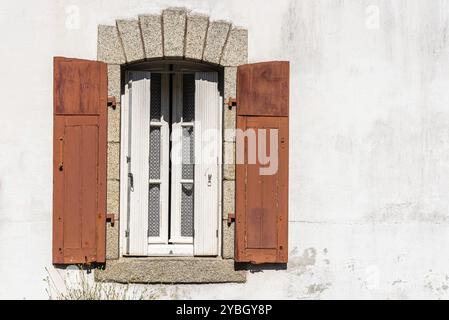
<box><xmin>95</xmin><ymin>7</ymin><xmax>248</xmax><ymax>284</ymax></box>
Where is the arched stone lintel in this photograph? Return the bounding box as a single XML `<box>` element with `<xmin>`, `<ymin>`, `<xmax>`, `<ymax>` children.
<box><xmin>97</xmin><ymin>8</ymin><xmax>248</xmax><ymax>67</ymax></box>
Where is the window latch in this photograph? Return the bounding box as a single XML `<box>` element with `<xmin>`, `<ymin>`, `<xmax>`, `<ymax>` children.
<box><xmin>128</xmin><ymin>172</ymin><xmax>134</xmax><ymax>191</ymax></box>
<box><xmin>58</xmin><ymin>136</ymin><xmax>64</xmax><ymax>171</ymax></box>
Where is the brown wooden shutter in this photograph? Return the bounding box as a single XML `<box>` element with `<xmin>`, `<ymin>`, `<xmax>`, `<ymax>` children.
<box><xmin>53</xmin><ymin>57</ymin><xmax>107</xmax><ymax>264</ymax></box>
<box><xmin>235</xmin><ymin>61</ymin><xmax>289</xmax><ymax>264</ymax></box>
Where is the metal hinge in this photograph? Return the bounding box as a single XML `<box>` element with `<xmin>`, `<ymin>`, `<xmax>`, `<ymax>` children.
<box><xmin>126</xmin><ymin>156</ymin><xmax>131</xmax><ymax>163</ymax></box>
<box><xmin>106</xmin><ymin>213</ymin><xmax>116</xmax><ymax>226</ymax></box>
<box><xmin>107</xmin><ymin>96</ymin><xmax>117</xmax><ymax>110</ymax></box>
<box><xmin>125</xmin><ymin>230</ymin><xmax>129</xmax><ymax>237</ymax></box>
<box><xmin>216</xmin><ymin>229</ymin><xmax>219</xmax><ymax>237</ymax></box>
<box><xmin>227</xmin><ymin>213</ymin><xmax>236</xmax><ymax>225</ymax></box>
<box><xmin>227</xmin><ymin>97</ymin><xmax>237</xmax><ymax>109</ymax></box>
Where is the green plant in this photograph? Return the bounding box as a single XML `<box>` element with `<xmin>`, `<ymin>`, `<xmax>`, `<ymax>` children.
<box><xmin>44</xmin><ymin>267</ymin><xmax>160</xmax><ymax>300</ymax></box>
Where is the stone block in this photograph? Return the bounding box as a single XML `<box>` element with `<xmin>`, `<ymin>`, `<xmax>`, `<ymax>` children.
<box><xmin>97</xmin><ymin>25</ymin><xmax>125</xmax><ymax>64</ymax></box>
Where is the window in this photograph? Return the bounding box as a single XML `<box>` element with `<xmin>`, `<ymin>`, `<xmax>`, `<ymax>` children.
<box><xmin>120</xmin><ymin>62</ymin><xmax>222</xmax><ymax>257</ymax></box>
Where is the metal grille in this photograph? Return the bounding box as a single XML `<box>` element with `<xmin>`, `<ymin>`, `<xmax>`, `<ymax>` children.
<box><xmin>183</xmin><ymin>74</ymin><xmax>195</xmax><ymax>122</ymax></box>
<box><xmin>181</xmin><ymin>183</ymin><xmax>194</xmax><ymax>237</ymax></box>
<box><xmin>150</xmin><ymin>73</ymin><xmax>161</xmax><ymax>122</ymax></box>
<box><xmin>182</xmin><ymin>126</ymin><xmax>194</xmax><ymax>180</ymax></box>
<box><xmin>148</xmin><ymin>184</ymin><xmax>160</xmax><ymax>237</ymax></box>
<box><xmin>149</xmin><ymin>127</ymin><xmax>161</xmax><ymax>179</ymax></box>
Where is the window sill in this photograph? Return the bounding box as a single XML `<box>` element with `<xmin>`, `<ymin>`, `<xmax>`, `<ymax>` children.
<box><xmin>94</xmin><ymin>257</ymin><xmax>246</xmax><ymax>284</ymax></box>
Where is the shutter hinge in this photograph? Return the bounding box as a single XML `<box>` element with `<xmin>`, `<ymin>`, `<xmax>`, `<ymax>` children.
<box><xmin>227</xmin><ymin>213</ymin><xmax>235</xmax><ymax>225</ymax></box>
<box><xmin>126</xmin><ymin>156</ymin><xmax>131</xmax><ymax>163</ymax></box>
<box><xmin>227</xmin><ymin>97</ymin><xmax>237</xmax><ymax>109</ymax></box>
<box><xmin>107</xmin><ymin>96</ymin><xmax>117</xmax><ymax>110</ymax></box>
<box><xmin>106</xmin><ymin>213</ymin><xmax>117</xmax><ymax>226</ymax></box>
<box><xmin>125</xmin><ymin>230</ymin><xmax>129</xmax><ymax>237</ymax></box>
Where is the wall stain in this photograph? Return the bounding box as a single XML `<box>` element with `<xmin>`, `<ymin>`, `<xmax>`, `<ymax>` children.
<box><xmin>288</xmin><ymin>248</ymin><xmax>317</xmax><ymax>276</ymax></box>
<box><xmin>306</xmin><ymin>282</ymin><xmax>331</xmax><ymax>295</ymax></box>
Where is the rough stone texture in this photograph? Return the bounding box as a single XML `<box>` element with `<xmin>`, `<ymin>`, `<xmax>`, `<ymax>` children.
<box><xmin>116</xmin><ymin>19</ymin><xmax>145</xmax><ymax>63</ymax></box>
<box><xmin>222</xmin><ymin>220</ymin><xmax>235</xmax><ymax>259</ymax></box>
<box><xmin>203</xmin><ymin>21</ymin><xmax>231</xmax><ymax>64</ymax></box>
<box><xmin>95</xmin><ymin>258</ymin><xmax>245</xmax><ymax>283</ymax></box>
<box><xmin>224</xmin><ymin>107</ymin><xmax>236</xmax><ymax>143</ymax></box>
<box><xmin>223</xmin><ymin>180</ymin><xmax>235</xmax><ymax>216</ymax></box>
<box><xmin>108</xmin><ymin>64</ymin><xmax>121</xmax><ymax>103</ymax></box>
<box><xmin>139</xmin><ymin>14</ymin><xmax>163</xmax><ymax>59</ymax></box>
<box><xmin>223</xmin><ymin>142</ymin><xmax>235</xmax><ymax>180</ymax></box>
<box><xmin>106</xmin><ymin>222</ymin><xmax>119</xmax><ymax>260</ymax></box>
<box><xmin>97</xmin><ymin>25</ymin><xmax>125</xmax><ymax>64</ymax></box>
<box><xmin>224</xmin><ymin>67</ymin><xmax>237</xmax><ymax>142</ymax></box>
<box><xmin>107</xmin><ymin>142</ymin><xmax>120</xmax><ymax>181</ymax></box>
<box><xmin>185</xmin><ymin>14</ymin><xmax>209</xmax><ymax>60</ymax></box>
<box><xmin>107</xmin><ymin>180</ymin><xmax>120</xmax><ymax>214</ymax></box>
<box><xmin>162</xmin><ymin>8</ymin><xmax>186</xmax><ymax>57</ymax></box>
<box><xmin>224</xmin><ymin>67</ymin><xmax>237</xmax><ymax>100</ymax></box>
<box><xmin>108</xmin><ymin>103</ymin><xmax>120</xmax><ymax>143</ymax></box>
<box><xmin>220</xmin><ymin>28</ymin><xmax>248</xmax><ymax>66</ymax></box>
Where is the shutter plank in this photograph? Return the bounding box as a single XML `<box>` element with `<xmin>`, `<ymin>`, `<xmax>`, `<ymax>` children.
<box><xmin>127</xmin><ymin>71</ymin><xmax>151</xmax><ymax>256</ymax></box>
<box><xmin>194</xmin><ymin>72</ymin><xmax>220</xmax><ymax>256</ymax></box>
<box><xmin>53</xmin><ymin>57</ymin><xmax>107</xmax><ymax>264</ymax></box>
<box><xmin>237</xmin><ymin>61</ymin><xmax>289</xmax><ymax>117</ymax></box>
<box><xmin>235</xmin><ymin>61</ymin><xmax>289</xmax><ymax>264</ymax></box>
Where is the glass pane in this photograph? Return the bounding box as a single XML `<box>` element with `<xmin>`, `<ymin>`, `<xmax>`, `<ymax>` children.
<box><xmin>183</xmin><ymin>74</ymin><xmax>195</xmax><ymax>122</ymax></box>
<box><xmin>182</xmin><ymin>126</ymin><xmax>194</xmax><ymax>180</ymax></box>
<box><xmin>150</xmin><ymin>73</ymin><xmax>161</xmax><ymax>122</ymax></box>
<box><xmin>149</xmin><ymin>127</ymin><xmax>161</xmax><ymax>179</ymax></box>
<box><xmin>148</xmin><ymin>184</ymin><xmax>160</xmax><ymax>237</ymax></box>
<box><xmin>181</xmin><ymin>183</ymin><xmax>194</xmax><ymax>237</ymax></box>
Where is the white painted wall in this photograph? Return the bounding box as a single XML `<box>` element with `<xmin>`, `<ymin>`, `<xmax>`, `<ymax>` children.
<box><xmin>2</xmin><ymin>0</ymin><xmax>449</xmax><ymax>299</ymax></box>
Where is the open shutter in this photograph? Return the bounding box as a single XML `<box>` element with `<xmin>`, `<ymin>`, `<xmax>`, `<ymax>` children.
<box><xmin>127</xmin><ymin>71</ymin><xmax>151</xmax><ymax>256</ymax></box>
<box><xmin>53</xmin><ymin>57</ymin><xmax>107</xmax><ymax>264</ymax></box>
<box><xmin>235</xmin><ymin>61</ymin><xmax>289</xmax><ymax>264</ymax></box>
<box><xmin>194</xmin><ymin>72</ymin><xmax>221</xmax><ymax>256</ymax></box>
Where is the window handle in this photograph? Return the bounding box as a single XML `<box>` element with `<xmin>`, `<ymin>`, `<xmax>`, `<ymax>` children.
<box><xmin>128</xmin><ymin>172</ymin><xmax>134</xmax><ymax>192</ymax></box>
<box><xmin>207</xmin><ymin>174</ymin><xmax>212</xmax><ymax>187</ymax></box>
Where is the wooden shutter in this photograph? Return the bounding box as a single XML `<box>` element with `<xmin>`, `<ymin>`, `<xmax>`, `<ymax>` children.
<box><xmin>126</xmin><ymin>71</ymin><xmax>151</xmax><ymax>256</ymax></box>
<box><xmin>235</xmin><ymin>61</ymin><xmax>289</xmax><ymax>264</ymax></box>
<box><xmin>53</xmin><ymin>57</ymin><xmax>107</xmax><ymax>264</ymax></box>
<box><xmin>194</xmin><ymin>72</ymin><xmax>221</xmax><ymax>256</ymax></box>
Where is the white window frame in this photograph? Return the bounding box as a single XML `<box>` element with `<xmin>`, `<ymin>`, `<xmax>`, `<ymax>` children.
<box><xmin>119</xmin><ymin>65</ymin><xmax>222</xmax><ymax>257</ymax></box>
<box><xmin>147</xmin><ymin>73</ymin><xmax>170</xmax><ymax>245</ymax></box>
<box><xmin>170</xmin><ymin>73</ymin><xmax>195</xmax><ymax>244</ymax></box>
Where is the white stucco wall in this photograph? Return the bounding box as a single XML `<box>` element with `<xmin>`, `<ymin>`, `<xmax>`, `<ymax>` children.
<box><xmin>2</xmin><ymin>0</ymin><xmax>449</xmax><ymax>299</ymax></box>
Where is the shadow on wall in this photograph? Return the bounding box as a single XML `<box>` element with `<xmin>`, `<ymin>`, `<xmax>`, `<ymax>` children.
<box><xmin>235</xmin><ymin>262</ymin><xmax>288</xmax><ymax>273</ymax></box>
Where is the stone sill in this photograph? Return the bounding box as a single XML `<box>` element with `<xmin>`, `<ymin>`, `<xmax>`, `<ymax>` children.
<box><xmin>95</xmin><ymin>257</ymin><xmax>246</xmax><ymax>284</ymax></box>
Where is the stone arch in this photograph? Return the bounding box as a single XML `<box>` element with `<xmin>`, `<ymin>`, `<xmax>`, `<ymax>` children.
<box><xmin>97</xmin><ymin>7</ymin><xmax>248</xmax><ymax>262</ymax></box>
<box><xmin>97</xmin><ymin>7</ymin><xmax>247</xmax><ymax>66</ymax></box>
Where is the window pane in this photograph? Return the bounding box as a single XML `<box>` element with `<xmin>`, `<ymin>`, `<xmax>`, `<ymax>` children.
<box><xmin>148</xmin><ymin>184</ymin><xmax>160</xmax><ymax>237</ymax></box>
<box><xmin>182</xmin><ymin>126</ymin><xmax>194</xmax><ymax>180</ymax></box>
<box><xmin>183</xmin><ymin>74</ymin><xmax>195</xmax><ymax>122</ymax></box>
<box><xmin>181</xmin><ymin>183</ymin><xmax>194</xmax><ymax>237</ymax></box>
<box><xmin>149</xmin><ymin>127</ymin><xmax>161</xmax><ymax>179</ymax></box>
<box><xmin>150</xmin><ymin>73</ymin><xmax>161</xmax><ymax>122</ymax></box>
